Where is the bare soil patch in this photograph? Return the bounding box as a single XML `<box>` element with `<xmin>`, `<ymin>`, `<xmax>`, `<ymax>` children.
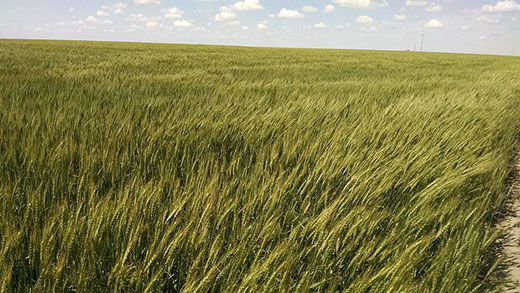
<box><xmin>501</xmin><ymin>144</ymin><xmax>520</xmax><ymax>292</ymax></box>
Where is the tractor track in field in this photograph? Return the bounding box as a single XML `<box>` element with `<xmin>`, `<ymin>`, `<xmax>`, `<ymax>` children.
<box><xmin>501</xmin><ymin>138</ymin><xmax>520</xmax><ymax>293</ymax></box>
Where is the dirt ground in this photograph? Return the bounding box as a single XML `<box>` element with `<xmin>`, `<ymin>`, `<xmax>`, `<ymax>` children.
<box><xmin>501</xmin><ymin>147</ymin><xmax>520</xmax><ymax>293</ymax></box>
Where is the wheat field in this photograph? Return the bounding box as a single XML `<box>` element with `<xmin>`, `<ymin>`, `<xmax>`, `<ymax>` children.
<box><xmin>1</xmin><ymin>39</ymin><xmax>520</xmax><ymax>292</ymax></box>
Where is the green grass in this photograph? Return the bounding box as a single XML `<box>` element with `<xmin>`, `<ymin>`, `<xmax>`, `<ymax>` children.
<box><xmin>1</xmin><ymin>39</ymin><xmax>520</xmax><ymax>292</ymax></box>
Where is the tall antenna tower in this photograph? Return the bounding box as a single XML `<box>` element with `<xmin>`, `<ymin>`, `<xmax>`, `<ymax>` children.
<box><xmin>420</xmin><ymin>32</ymin><xmax>425</xmax><ymax>52</ymax></box>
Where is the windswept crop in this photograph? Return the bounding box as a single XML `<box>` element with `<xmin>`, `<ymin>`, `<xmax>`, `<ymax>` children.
<box><xmin>1</xmin><ymin>39</ymin><xmax>519</xmax><ymax>292</ymax></box>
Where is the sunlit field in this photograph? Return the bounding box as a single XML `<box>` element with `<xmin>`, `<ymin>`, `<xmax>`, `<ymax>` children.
<box><xmin>1</xmin><ymin>39</ymin><xmax>519</xmax><ymax>292</ymax></box>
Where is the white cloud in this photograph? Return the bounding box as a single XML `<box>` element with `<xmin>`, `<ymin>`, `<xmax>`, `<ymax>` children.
<box><xmin>232</xmin><ymin>0</ymin><xmax>263</xmax><ymax>11</ymax></box>
<box><xmin>215</xmin><ymin>11</ymin><xmax>238</xmax><ymax>22</ymax></box>
<box><xmin>324</xmin><ymin>5</ymin><xmax>336</xmax><ymax>12</ymax></box>
<box><xmin>356</xmin><ymin>15</ymin><xmax>373</xmax><ymax>23</ymax></box>
<box><xmin>69</xmin><ymin>7</ymin><xmax>74</xmax><ymax>12</ymax></box>
<box><xmin>394</xmin><ymin>14</ymin><xmax>407</xmax><ymax>20</ymax></box>
<box><xmin>96</xmin><ymin>10</ymin><xmax>110</xmax><ymax>16</ymax></box>
<box><xmin>113</xmin><ymin>3</ymin><xmax>127</xmax><ymax>14</ymax></box>
<box><xmin>335</xmin><ymin>25</ymin><xmax>345</xmax><ymax>28</ymax></box>
<box><xmin>425</xmin><ymin>19</ymin><xmax>445</xmax><ymax>28</ymax></box>
<box><xmin>242</xmin><ymin>25</ymin><xmax>249</xmax><ymax>30</ymax></box>
<box><xmin>277</xmin><ymin>8</ymin><xmax>304</xmax><ymax>19</ymax></box>
<box><xmin>134</xmin><ymin>0</ymin><xmax>161</xmax><ymax>5</ymax></box>
<box><xmin>476</xmin><ymin>15</ymin><xmax>501</xmax><ymax>23</ymax></box>
<box><xmin>128</xmin><ymin>14</ymin><xmax>147</xmax><ymax>22</ymax></box>
<box><xmin>313</xmin><ymin>22</ymin><xmax>326</xmax><ymax>28</ymax></box>
<box><xmin>102</xmin><ymin>3</ymin><xmax>127</xmax><ymax>15</ymax></box>
<box><xmin>482</xmin><ymin>0</ymin><xmax>520</xmax><ymax>12</ymax></box>
<box><xmin>334</xmin><ymin>0</ymin><xmax>388</xmax><ymax>8</ymax></box>
<box><xmin>478</xmin><ymin>36</ymin><xmax>487</xmax><ymax>40</ymax></box>
<box><xmin>86</xmin><ymin>16</ymin><xmax>97</xmax><ymax>23</ymax></box>
<box><xmin>162</xmin><ymin>8</ymin><xmax>184</xmax><ymax>19</ymax></box>
<box><xmin>257</xmin><ymin>23</ymin><xmax>268</xmax><ymax>30</ymax></box>
<box><xmin>302</xmin><ymin>6</ymin><xmax>319</xmax><ymax>12</ymax></box>
<box><xmin>406</xmin><ymin>0</ymin><xmax>427</xmax><ymax>7</ymax></box>
<box><xmin>215</xmin><ymin>10</ymin><xmax>240</xmax><ymax>25</ymax></box>
<box><xmin>461</xmin><ymin>25</ymin><xmax>471</xmax><ymax>31</ymax></box>
<box><xmin>426</xmin><ymin>3</ymin><xmax>443</xmax><ymax>12</ymax></box>
<box><xmin>173</xmin><ymin>20</ymin><xmax>193</xmax><ymax>27</ymax></box>
<box><xmin>129</xmin><ymin>24</ymin><xmax>144</xmax><ymax>30</ymax></box>
<box><xmin>362</xmin><ymin>25</ymin><xmax>377</xmax><ymax>31</ymax></box>
<box><xmin>146</xmin><ymin>21</ymin><xmax>158</xmax><ymax>28</ymax></box>
<box><xmin>220</xmin><ymin>6</ymin><xmax>233</xmax><ymax>12</ymax></box>
<box><xmin>102</xmin><ymin>20</ymin><xmax>114</xmax><ymax>25</ymax></box>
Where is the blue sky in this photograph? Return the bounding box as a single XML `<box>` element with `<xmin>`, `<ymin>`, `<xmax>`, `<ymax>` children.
<box><xmin>1</xmin><ymin>0</ymin><xmax>519</xmax><ymax>55</ymax></box>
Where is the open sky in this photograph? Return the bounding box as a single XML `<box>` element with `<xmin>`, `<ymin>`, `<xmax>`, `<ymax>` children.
<box><xmin>1</xmin><ymin>0</ymin><xmax>519</xmax><ymax>55</ymax></box>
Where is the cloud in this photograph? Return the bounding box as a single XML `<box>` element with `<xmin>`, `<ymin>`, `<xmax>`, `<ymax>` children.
<box><xmin>405</xmin><ymin>0</ymin><xmax>427</xmax><ymax>7</ymax></box>
<box><xmin>324</xmin><ymin>5</ymin><xmax>336</xmax><ymax>12</ymax></box>
<box><xmin>101</xmin><ymin>3</ymin><xmax>127</xmax><ymax>15</ymax></box>
<box><xmin>69</xmin><ymin>7</ymin><xmax>74</xmax><ymax>12</ymax></box>
<box><xmin>134</xmin><ymin>0</ymin><xmax>161</xmax><ymax>5</ymax></box>
<box><xmin>162</xmin><ymin>8</ymin><xmax>184</xmax><ymax>19</ymax></box>
<box><xmin>394</xmin><ymin>14</ymin><xmax>407</xmax><ymax>20</ymax></box>
<box><xmin>215</xmin><ymin>11</ymin><xmax>237</xmax><ymax>21</ymax></box>
<box><xmin>220</xmin><ymin>6</ymin><xmax>233</xmax><ymax>12</ymax></box>
<box><xmin>426</xmin><ymin>3</ymin><xmax>443</xmax><ymax>12</ymax></box>
<box><xmin>173</xmin><ymin>20</ymin><xmax>193</xmax><ymax>27</ymax></box>
<box><xmin>313</xmin><ymin>22</ymin><xmax>326</xmax><ymax>28</ymax></box>
<box><xmin>146</xmin><ymin>21</ymin><xmax>159</xmax><ymax>28</ymax></box>
<box><xmin>482</xmin><ymin>0</ymin><xmax>520</xmax><ymax>13</ymax></box>
<box><xmin>356</xmin><ymin>15</ymin><xmax>374</xmax><ymax>23</ymax></box>
<box><xmin>476</xmin><ymin>15</ymin><xmax>501</xmax><ymax>23</ymax></box>
<box><xmin>461</xmin><ymin>25</ymin><xmax>471</xmax><ymax>31</ymax></box>
<box><xmin>425</xmin><ymin>19</ymin><xmax>445</xmax><ymax>28</ymax></box>
<box><xmin>215</xmin><ymin>10</ymin><xmax>240</xmax><ymax>25</ymax></box>
<box><xmin>128</xmin><ymin>14</ymin><xmax>147</xmax><ymax>22</ymax></box>
<box><xmin>478</xmin><ymin>36</ymin><xmax>487</xmax><ymax>40</ymax></box>
<box><xmin>86</xmin><ymin>16</ymin><xmax>97</xmax><ymax>23</ymax></box>
<box><xmin>302</xmin><ymin>6</ymin><xmax>319</xmax><ymax>12</ymax></box>
<box><xmin>257</xmin><ymin>23</ymin><xmax>268</xmax><ymax>30</ymax></box>
<box><xmin>113</xmin><ymin>3</ymin><xmax>127</xmax><ymax>14</ymax></box>
<box><xmin>277</xmin><ymin>8</ymin><xmax>304</xmax><ymax>19</ymax></box>
<box><xmin>334</xmin><ymin>0</ymin><xmax>388</xmax><ymax>8</ymax></box>
<box><xmin>128</xmin><ymin>24</ymin><xmax>144</xmax><ymax>30</ymax></box>
<box><xmin>242</xmin><ymin>26</ymin><xmax>249</xmax><ymax>30</ymax></box>
<box><xmin>232</xmin><ymin>0</ymin><xmax>263</xmax><ymax>11</ymax></box>
<box><xmin>362</xmin><ymin>26</ymin><xmax>377</xmax><ymax>31</ymax></box>
<box><xmin>96</xmin><ymin>10</ymin><xmax>110</xmax><ymax>16</ymax></box>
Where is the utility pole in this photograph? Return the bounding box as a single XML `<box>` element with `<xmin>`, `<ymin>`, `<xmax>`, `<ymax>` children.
<box><xmin>413</xmin><ymin>41</ymin><xmax>416</xmax><ymax>52</ymax></box>
<box><xmin>420</xmin><ymin>32</ymin><xmax>425</xmax><ymax>52</ymax></box>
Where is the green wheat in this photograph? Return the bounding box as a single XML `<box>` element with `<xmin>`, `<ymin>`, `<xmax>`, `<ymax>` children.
<box><xmin>1</xmin><ymin>39</ymin><xmax>519</xmax><ymax>292</ymax></box>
